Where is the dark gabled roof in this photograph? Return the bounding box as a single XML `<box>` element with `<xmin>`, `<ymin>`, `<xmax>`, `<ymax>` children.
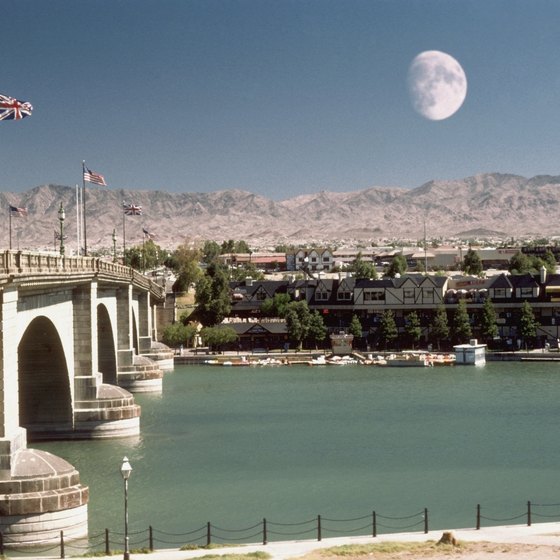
<box><xmin>545</xmin><ymin>274</ymin><xmax>560</xmax><ymax>288</ymax></box>
<box><xmin>489</xmin><ymin>274</ymin><xmax>513</xmax><ymax>289</ymax></box>
<box><xmin>354</xmin><ymin>278</ymin><xmax>393</xmax><ymax>288</ymax></box>
<box><xmin>508</xmin><ymin>274</ymin><xmax>539</xmax><ymax>289</ymax></box>
<box><xmin>228</xmin><ymin>322</ymin><xmax>287</xmax><ymax>335</ymax></box>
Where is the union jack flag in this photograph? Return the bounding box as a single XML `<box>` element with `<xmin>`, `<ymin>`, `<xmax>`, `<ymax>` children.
<box><xmin>123</xmin><ymin>202</ymin><xmax>142</xmax><ymax>216</ymax></box>
<box><xmin>0</xmin><ymin>93</ymin><xmax>33</xmax><ymax>121</ymax></box>
<box><xmin>9</xmin><ymin>204</ymin><xmax>28</xmax><ymax>217</ymax></box>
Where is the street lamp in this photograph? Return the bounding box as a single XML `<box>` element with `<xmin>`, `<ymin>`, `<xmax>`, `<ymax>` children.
<box><xmin>58</xmin><ymin>202</ymin><xmax>65</xmax><ymax>256</ymax></box>
<box><xmin>112</xmin><ymin>228</ymin><xmax>117</xmax><ymax>263</ymax></box>
<box><xmin>120</xmin><ymin>456</ymin><xmax>132</xmax><ymax>560</ymax></box>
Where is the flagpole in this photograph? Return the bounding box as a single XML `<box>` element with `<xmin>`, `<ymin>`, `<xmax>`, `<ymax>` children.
<box><xmin>76</xmin><ymin>184</ymin><xmax>81</xmax><ymax>255</ymax></box>
<box><xmin>82</xmin><ymin>161</ymin><xmax>88</xmax><ymax>256</ymax></box>
<box><xmin>8</xmin><ymin>207</ymin><xmax>12</xmax><ymax>251</ymax></box>
<box><xmin>122</xmin><ymin>204</ymin><xmax>126</xmax><ymax>264</ymax></box>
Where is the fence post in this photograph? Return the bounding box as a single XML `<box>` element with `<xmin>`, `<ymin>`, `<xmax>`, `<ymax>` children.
<box><xmin>424</xmin><ymin>508</ymin><xmax>428</xmax><ymax>534</ymax></box>
<box><xmin>105</xmin><ymin>529</ymin><xmax>110</xmax><ymax>555</ymax></box>
<box><xmin>372</xmin><ymin>511</ymin><xmax>377</xmax><ymax>538</ymax></box>
<box><xmin>263</xmin><ymin>518</ymin><xmax>267</xmax><ymax>545</ymax></box>
<box><xmin>207</xmin><ymin>522</ymin><xmax>211</xmax><ymax>547</ymax></box>
<box><xmin>527</xmin><ymin>501</ymin><xmax>532</xmax><ymax>526</ymax></box>
<box><xmin>317</xmin><ymin>515</ymin><xmax>322</xmax><ymax>542</ymax></box>
<box><xmin>60</xmin><ymin>530</ymin><xmax>65</xmax><ymax>559</ymax></box>
<box><xmin>0</xmin><ymin>531</ymin><xmax>4</xmax><ymax>556</ymax></box>
<box><xmin>476</xmin><ymin>504</ymin><xmax>481</xmax><ymax>530</ymax></box>
<box><xmin>149</xmin><ymin>525</ymin><xmax>154</xmax><ymax>551</ymax></box>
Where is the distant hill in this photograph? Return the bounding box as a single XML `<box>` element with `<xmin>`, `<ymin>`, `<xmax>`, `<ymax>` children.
<box><xmin>2</xmin><ymin>173</ymin><xmax>560</xmax><ymax>251</ymax></box>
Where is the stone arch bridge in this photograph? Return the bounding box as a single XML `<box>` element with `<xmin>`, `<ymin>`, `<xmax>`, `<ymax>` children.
<box><xmin>0</xmin><ymin>251</ymin><xmax>173</xmax><ymax>545</ymax></box>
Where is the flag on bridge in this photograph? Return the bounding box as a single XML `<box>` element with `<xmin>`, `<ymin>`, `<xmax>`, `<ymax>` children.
<box><xmin>9</xmin><ymin>205</ymin><xmax>28</xmax><ymax>217</ymax></box>
<box><xmin>123</xmin><ymin>202</ymin><xmax>142</xmax><ymax>216</ymax></box>
<box><xmin>142</xmin><ymin>226</ymin><xmax>155</xmax><ymax>239</ymax></box>
<box><xmin>0</xmin><ymin>93</ymin><xmax>33</xmax><ymax>120</ymax></box>
<box><xmin>83</xmin><ymin>165</ymin><xmax>107</xmax><ymax>186</ymax></box>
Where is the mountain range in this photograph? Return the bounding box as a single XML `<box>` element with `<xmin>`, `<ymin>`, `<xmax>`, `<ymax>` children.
<box><xmin>2</xmin><ymin>172</ymin><xmax>560</xmax><ymax>252</ymax></box>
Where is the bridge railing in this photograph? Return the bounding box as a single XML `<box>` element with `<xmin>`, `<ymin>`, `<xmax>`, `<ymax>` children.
<box><xmin>0</xmin><ymin>251</ymin><xmax>165</xmax><ymax>300</ymax></box>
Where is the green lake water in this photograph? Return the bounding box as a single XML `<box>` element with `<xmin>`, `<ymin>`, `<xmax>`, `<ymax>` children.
<box><xmin>37</xmin><ymin>361</ymin><xmax>560</xmax><ymax>548</ymax></box>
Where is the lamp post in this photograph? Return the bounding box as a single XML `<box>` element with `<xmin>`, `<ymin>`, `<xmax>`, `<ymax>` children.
<box><xmin>112</xmin><ymin>228</ymin><xmax>117</xmax><ymax>263</ymax></box>
<box><xmin>120</xmin><ymin>456</ymin><xmax>132</xmax><ymax>560</ymax></box>
<box><xmin>58</xmin><ymin>202</ymin><xmax>65</xmax><ymax>256</ymax></box>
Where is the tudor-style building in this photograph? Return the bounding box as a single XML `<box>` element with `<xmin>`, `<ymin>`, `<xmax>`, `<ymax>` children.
<box><xmin>225</xmin><ymin>267</ymin><xmax>560</xmax><ymax>350</ymax></box>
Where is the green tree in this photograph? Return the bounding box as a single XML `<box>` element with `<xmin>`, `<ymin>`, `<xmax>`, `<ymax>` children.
<box><xmin>377</xmin><ymin>310</ymin><xmax>398</xmax><ymax>349</ymax></box>
<box><xmin>405</xmin><ymin>311</ymin><xmax>422</xmax><ymax>349</ymax></box>
<box><xmin>349</xmin><ymin>314</ymin><xmax>363</xmax><ymax>339</ymax></box>
<box><xmin>229</xmin><ymin>262</ymin><xmax>264</xmax><ymax>282</ymax></box>
<box><xmin>452</xmin><ymin>299</ymin><xmax>472</xmax><ymax>344</ymax></box>
<box><xmin>431</xmin><ymin>305</ymin><xmax>450</xmax><ymax>350</ymax></box>
<box><xmin>479</xmin><ymin>298</ymin><xmax>498</xmax><ymax>344</ymax></box>
<box><xmin>194</xmin><ymin>263</ymin><xmax>231</xmax><ymax>326</ymax></box>
<box><xmin>518</xmin><ymin>300</ymin><xmax>539</xmax><ymax>350</ymax></box>
<box><xmin>348</xmin><ymin>253</ymin><xmax>378</xmax><ymax>280</ymax></box>
<box><xmin>307</xmin><ymin>310</ymin><xmax>328</xmax><ymax>349</ymax></box>
<box><xmin>462</xmin><ymin>247</ymin><xmax>483</xmax><ymax>276</ymax></box>
<box><xmin>261</xmin><ymin>293</ymin><xmax>292</xmax><ymax>317</ymax></box>
<box><xmin>386</xmin><ymin>254</ymin><xmax>407</xmax><ymax>277</ymax></box>
<box><xmin>200</xmin><ymin>325</ymin><xmax>238</xmax><ymax>351</ymax></box>
<box><xmin>285</xmin><ymin>301</ymin><xmax>312</xmax><ymax>350</ymax></box>
<box><xmin>161</xmin><ymin>322</ymin><xmax>197</xmax><ymax>349</ymax></box>
<box><xmin>170</xmin><ymin>242</ymin><xmax>203</xmax><ymax>293</ymax></box>
<box><xmin>202</xmin><ymin>240</ymin><xmax>221</xmax><ymax>264</ymax></box>
<box><xmin>508</xmin><ymin>251</ymin><xmax>533</xmax><ymax>274</ymax></box>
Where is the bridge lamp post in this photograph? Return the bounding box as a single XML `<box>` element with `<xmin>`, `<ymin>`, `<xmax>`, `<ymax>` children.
<box><xmin>112</xmin><ymin>228</ymin><xmax>117</xmax><ymax>263</ymax></box>
<box><xmin>58</xmin><ymin>203</ymin><xmax>65</xmax><ymax>256</ymax></box>
<box><xmin>120</xmin><ymin>456</ymin><xmax>133</xmax><ymax>560</ymax></box>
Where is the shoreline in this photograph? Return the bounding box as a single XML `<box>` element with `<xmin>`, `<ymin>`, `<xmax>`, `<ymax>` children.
<box><xmin>54</xmin><ymin>522</ymin><xmax>560</xmax><ymax>560</ymax></box>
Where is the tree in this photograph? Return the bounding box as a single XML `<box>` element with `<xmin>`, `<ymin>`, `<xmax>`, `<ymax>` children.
<box><xmin>386</xmin><ymin>254</ymin><xmax>407</xmax><ymax>277</ymax></box>
<box><xmin>462</xmin><ymin>247</ymin><xmax>483</xmax><ymax>276</ymax></box>
<box><xmin>349</xmin><ymin>252</ymin><xmax>378</xmax><ymax>280</ymax></box>
<box><xmin>161</xmin><ymin>322</ymin><xmax>197</xmax><ymax>349</ymax></box>
<box><xmin>518</xmin><ymin>300</ymin><xmax>539</xmax><ymax>350</ymax></box>
<box><xmin>479</xmin><ymin>298</ymin><xmax>498</xmax><ymax>345</ymax></box>
<box><xmin>349</xmin><ymin>314</ymin><xmax>363</xmax><ymax>339</ymax></box>
<box><xmin>170</xmin><ymin>242</ymin><xmax>203</xmax><ymax>293</ymax></box>
<box><xmin>229</xmin><ymin>262</ymin><xmax>264</xmax><ymax>282</ymax></box>
<box><xmin>261</xmin><ymin>293</ymin><xmax>292</xmax><ymax>318</ymax></box>
<box><xmin>194</xmin><ymin>263</ymin><xmax>231</xmax><ymax>326</ymax></box>
<box><xmin>452</xmin><ymin>299</ymin><xmax>472</xmax><ymax>344</ymax></box>
<box><xmin>307</xmin><ymin>310</ymin><xmax>328</xmax><ymax>349</ymax></box>
<box><xmin>202</xmin><ymin>240</ymin><xmax>221</xmax><ymax>264</ymax></box>
<box><xmin>200</xmin><ymin>325</ymin><xmax>238</xmax><ymax>351</ymax></box>
<box><xmin>508</xmin><ymin>251</ymin><xmax>533</xmax><ymax>274</ymax></box>
<box><xmin>285</xmin><ymin>301</ymin><xmax>312</xmax><ymax>350</ymax></box>
<box><xmin>431</xmin><ymin>305</ymin><xmax>450</xmax><ymax>350</ymax></box>
<box><xmin>377</xmin><ymin>310</ymin><xmax>398</xmax><ymax>349</ymax></box>
<box><xmin>405</xmin><ymin>311</ymin><xmax>422</xmax><ymax>349</ymax></box>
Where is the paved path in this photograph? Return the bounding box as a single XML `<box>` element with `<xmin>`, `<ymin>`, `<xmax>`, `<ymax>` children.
<box><xmin>48</xmin><ymin>522</ymin><xmax>560</xmax><ymax>560</ymax></box>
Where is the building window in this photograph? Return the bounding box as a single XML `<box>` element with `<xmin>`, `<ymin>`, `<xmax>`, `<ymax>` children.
<box><xmin>364</xmin><ymin>290</ymin><xmax>385</xmax><ymax>301</ymax></box>
<box><xmin>494</xmin><ymin>288</ymin><xmax>507</xmax><ymax>298</ymax></box>
<box><xmin>316</xmin><ymin>291</ymin><xmax>329</xmax><ymax>301</ymax></box>
<box><xmin>520</xmin><ymin>287</ymin><xmax>534</xmax><ymax>298</ymax></box>
<box><xmin>422</xmin><ymin>288</ymin><xmax>434</xmax><ymax>302</ymax></box>
<box><xmin>404</xmin><ymin>288</ymin><xmax>415</xmax><ymax>301</ymax></box>
<box><xmin>338</xmin><ymin>290</ymin><xmax>352</xmax><ymax>301</ymax></box>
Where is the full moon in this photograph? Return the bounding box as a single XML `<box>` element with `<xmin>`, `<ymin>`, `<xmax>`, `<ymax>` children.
<box><xmin>407</xmin><ymin>50</ymin><xmax>467</xmax><ymax>120</ymax></box>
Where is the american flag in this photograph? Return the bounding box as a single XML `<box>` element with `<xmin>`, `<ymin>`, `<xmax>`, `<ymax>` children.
<box><xmin>142</xmin><ymin>226</ymin><xmax>155</xmax><ymax>239</ymax></box>
<box><xmin>123</xmin><ymin>202</ymin><xmax>143</xmax><ymax>216</ymax></box>
<box><xmin>83</xmin><ymin>166</ymin><xmax>107</xmax><ymax>186</ymax></box>
<box><xmin>9</xmin><ymin>204</ymin><xmax>28</xmax><ymax>217</ymax></box>
<box><xmin>0</xmin><ymin>93</ymin><xmax>33</xmax><ymax>121</ymax></box>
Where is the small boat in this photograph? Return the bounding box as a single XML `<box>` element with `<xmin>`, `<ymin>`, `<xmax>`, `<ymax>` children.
<box><xmin>385</xmin><ymin>352</ymin><xmax>432</xmax><ymax>367</ymax></box>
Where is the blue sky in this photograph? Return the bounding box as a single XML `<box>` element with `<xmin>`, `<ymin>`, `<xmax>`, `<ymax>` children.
<box><xmin>2</xmin><ymin>0</ymin><xmax>560</xmax><ymax>199</ymax></box>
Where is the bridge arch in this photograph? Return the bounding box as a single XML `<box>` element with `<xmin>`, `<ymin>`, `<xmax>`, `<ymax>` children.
<box><xmin>18</xmin><ymin>316</ymin><xmax>72</xmax><ymax>434</ymax></box>
<box><xmin>97</xmin><ymin>303</ymin><xmax>117</xmax><ymax>385</ymax></box>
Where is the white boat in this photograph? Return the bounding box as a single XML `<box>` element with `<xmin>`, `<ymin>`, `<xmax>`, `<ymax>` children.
<box><xmin>385</xmin><ymin>352</ymin><xmax>432</xmax><ymax>367</ymax></box>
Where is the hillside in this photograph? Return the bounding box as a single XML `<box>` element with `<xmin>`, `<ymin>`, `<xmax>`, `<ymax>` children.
<box><xmin>2</xmin><ymin>173</ymin><xmax>559</xmax><ymax>251</ymax></box>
